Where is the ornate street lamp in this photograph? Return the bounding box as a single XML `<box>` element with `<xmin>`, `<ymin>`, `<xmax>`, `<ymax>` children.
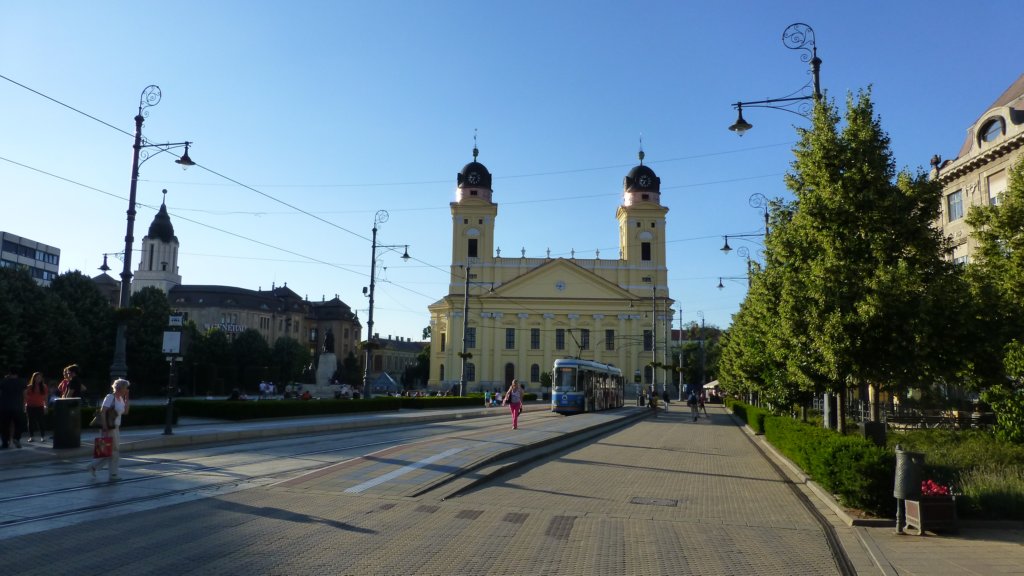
<box><xmin>361</xmin><ymin>209</ymin><xmax>410</xmax><ymax>396</ymax></box>
<box><xmin>110</xmin><ymin>85</ymin><xmax>194</xmax><ymax>381</ymax></box>
<box><xmin>728</xmin><ymin>23</ymin><xmax>822</xmax><ymax>136</ymax></box>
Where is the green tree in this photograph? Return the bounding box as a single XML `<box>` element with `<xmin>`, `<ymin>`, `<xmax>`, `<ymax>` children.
<box><xmin>339</xmin><ymin>351</ymin><xmax>361</xmax><ymax>385</ymax></box>
<box><xmin>232</xmin><ymin>329</ymin><xmax>271</xmax><ymax>392</ymax></box>
<box><xmin>965</xmin><ymin>156</ymin><xmax>1024</xmax><ymax>442</ymax></box>
<box><xmin>50</xmin><ymin>271</ymin><xmax>115</xmax><ymax>384</ymax></box>
<box><xmin>187</xmin><ymin>327</ymin><xmax>233</xmax><ymax>396</ymax></box>
<box><xmin>126</xmin><ymin>286</ymin><xmax>173</xmax><ymax>395</ymax></box>
<box><xmin>271</xmin><ymin>336</ymin><xmax>310</xmax><ymax>386</ymax></box>
<box><xmin>751</xmin><ymin>89</ymin><xmax>962</xmax><ymax>430</ymax></box>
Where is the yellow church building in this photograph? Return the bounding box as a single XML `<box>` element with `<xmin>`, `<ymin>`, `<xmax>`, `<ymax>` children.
<box><xmin>428</xmin><ymin>147</ymin><xmax>674</xmax><ymax>396</ymax></box>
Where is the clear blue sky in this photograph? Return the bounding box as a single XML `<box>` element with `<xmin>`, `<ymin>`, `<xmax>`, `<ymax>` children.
<box><xmin>1</xmin><ymin>1</ymin><xmax>1019</xmax><ymax>337</ymax></box>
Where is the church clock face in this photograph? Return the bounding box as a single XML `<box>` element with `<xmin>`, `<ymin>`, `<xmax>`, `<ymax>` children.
<box><xmin>637</xmin><ymin>174</ymin><xmax>651</xmax><ymax>188</ymax></box>
<box><xmin>467</xmin><ymin>172</ymin><xmax>481</xmax><ymax>185</ymax></box>
<box><xmin>555</xmin><ymin>280</ymin><xmax>566</xmax><ymax>292</ymax></box>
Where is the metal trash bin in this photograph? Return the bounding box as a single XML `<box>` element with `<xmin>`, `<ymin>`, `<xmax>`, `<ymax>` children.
<box><xmin>894</xmin><ymin>446</ymin><xmax>925</xmax><ymax>499</ymax></box>
<box><xmin>52</xmin><ymin>397</ymin><xmax>81</xmax><ymax>449</ymax></box>
<box><xmin>860</xmin><ymin>420</ymin><xmax>887</xmax><ymax>447</ymax></box>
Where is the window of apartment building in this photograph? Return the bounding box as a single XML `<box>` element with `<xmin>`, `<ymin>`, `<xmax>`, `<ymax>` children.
<box><xmin>530</xmin><ymin>328</ymin><xmax>540</xmax><ymax>349</ymax></box>
<box><xmin>440</xmin><ymin>332</ymin><xmax>446</xmax><ymax>352</ymax></box>
<box><xmin>980</xmin><ymin>118</ymin><xmax>1004</xmax><ymax>143</ymax></box>
<box><xmin>555</xmin><ymin>328</ymin><xmax>565</xmax><ymax>350</ymax></box>
<box><xmin>580</xmin><ymin>328</ymin><xmax>590</xmax><ymax>350</ymax></box>
<box><xmin>467</xmin><ymin>363</ymin><xmax>476</xmax><ymax>382</ymax></box>
<box><xmin>505</xmin><ymin>327</ymin><xmax>515</xmax><ymax>349</ymax></box>
<box><xmin>643</xmin><ymin>330</ymin><xmax>653</xmax><ymax>351</ymax></box>
<box><xmin>468</xmin><ymin>238</ymin><xmax>478</xmax><ymax>258</ymax></box>
<box><xmin>530</xmin><ymin>363</ymin><xmax>540</xmax><ymax>382</ymax></box>
<box><xmin>947</xmin><ymin>190</ymin><xmax>964</xmax><ymax>222</ymax></box>
<box><xmin>466</xmin><ymin>327</ymin><xmax>476</xmax><ymax>348</ymax></box>
<box><xmin>605</xmin><ymin>329</ymin><xmax>615</xmax><ymax>351</ymax></box>
<box><xmin>954</xmin><ymin>255</ymin><xmax>969</xmax><ymax>266</ymax></box>
<box><xmin>641</xmin><ymin>242</ymin><xmax>651</xmax><ymax>261</ymax></box>
<box><xmin>989</xmin><ymin>170</ymin><xmax>1007</xmax><ymax>206</ymax></box>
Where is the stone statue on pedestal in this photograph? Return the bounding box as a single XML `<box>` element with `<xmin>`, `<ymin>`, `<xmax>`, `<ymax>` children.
<box><xmin>322</xmin><ymin>328</ymin><xmax>335</xmax><ymax>354</ymax></box>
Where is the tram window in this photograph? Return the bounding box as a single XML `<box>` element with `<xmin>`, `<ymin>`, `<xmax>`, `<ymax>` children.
<box><xmin>556</xmin><ymin>367</ymin><xmax>576</xmax><ymax>390</ymax></box>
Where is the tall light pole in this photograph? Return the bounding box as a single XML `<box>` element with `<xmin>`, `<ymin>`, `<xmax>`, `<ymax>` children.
<box><xmin>651</xmin><ymin>285</ymin><xmax>657</xmax><ymax>394</ymax></box>
<box><xmin>361</xmin><ymin>209</ymin><xmax>410</xmax><ymax>396</ymax></box>
<box><xmin>459</xmin><ymin>266</ymin><xmax>471</xmax><ymax>397</ymax></box>
<box><xmin>677</xmin><ymin>307</ymin><xmax>684</xmax><ymax>401</ymax></box>
<box><xmin>749</xmin><ymin>193</ymin><xmax>770</xmax><ymax>237</ymax></box>
<box><xmin>728</xmin><ymin>23</ymin><xmax>822</xmax><ymax>136</ymax></box>
<box><xmin>697</xmin><ymin>311</ymin><xmax>706</xmax><ymax>390</ymax></box>
<box><xmin>111</xmin><ymin>85</ymin><xmax>194</xmax><ymax>381</ymax></box>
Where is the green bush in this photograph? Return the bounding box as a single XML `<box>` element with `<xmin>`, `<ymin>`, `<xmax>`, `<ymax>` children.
<box><xmin>727</xmin><ymin>399</ymin><xmax>768</xmax><ymax>434</ymax></box>
<box><xmin>46</xmin><ymin>403</ymin><xmax>178</xmax><ymax>430</ymax></box>
<box><xmin>728</xmin><ymin>400</ymin><xmax>894</xmax><ymax>516</ymax></box>
<box><xmin>889</xmin><ymin>429</ymin><xmax>1024</xmax><ymax>520</ymax></box>
<box><xmin>175</xmin><ymin>397</ymin><xmax>402</xmax><ymax>420</ymax></box>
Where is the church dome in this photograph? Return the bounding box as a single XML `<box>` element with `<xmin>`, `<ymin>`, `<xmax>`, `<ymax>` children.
<box><xmin>458</xmin><ymin>160</ymin><xmax>492</xmax><ymax>189</ymax></box>
<box><xmin>624</xmin><ymin>164</ymin><xmax>660</xmax><ymax>193</ymax></box>
<box><xmin>147</xmin><ymin>199</ymin><xmax>177</xmax><ymax>243</ymax></box>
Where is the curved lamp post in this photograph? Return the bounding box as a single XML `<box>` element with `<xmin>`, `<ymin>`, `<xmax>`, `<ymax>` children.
<box><xmin>361</xmin><ymin>209</ymin><xmax>410</xmax><ymax>396</ymax></box>
<box><xmin>110</xmin><ymin>85</ymin><xmax>194</xmax><ymax>381</ymax></box>
<box><xmin>729</xmin><ymin>23</ymin><xmax>822</xmax><ymax>135</ymax></box>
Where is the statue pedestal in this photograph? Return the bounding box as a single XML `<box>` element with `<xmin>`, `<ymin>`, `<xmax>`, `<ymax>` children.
<box><xmin>316</xmin><ymin>353</ymin><xmax>337</xmax><ymax>386</ymax></box>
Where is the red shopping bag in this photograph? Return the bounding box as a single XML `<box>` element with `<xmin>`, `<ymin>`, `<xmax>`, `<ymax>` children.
<box><xmin>93</xmin><ymin>436</ymin><xmax>113</xmax><ymax>458</ymax></box>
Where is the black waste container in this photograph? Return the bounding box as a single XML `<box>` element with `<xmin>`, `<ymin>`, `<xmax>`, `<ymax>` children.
<box><xmin>52</xmin><ymin>397</ymin><xmax>81</xmax><ymax>449</ymax></box>
<box><xmin>894</xmin><ymin>445</ymin><xmax>925</xmax><ymax>499</ymax></box>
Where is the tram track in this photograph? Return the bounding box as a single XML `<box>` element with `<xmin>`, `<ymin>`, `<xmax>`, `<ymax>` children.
<box><xmin>0</xmin><ymin>411</ymin><xmax>561</xmax><ymax>535</ymax></box>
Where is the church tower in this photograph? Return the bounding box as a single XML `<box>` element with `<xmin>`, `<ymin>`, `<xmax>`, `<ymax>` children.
<box><xmin>449</xmin><ymin>144</ymin><xmax>497</xmax><ymax>291</ymax></box>
<box><xmin>132</xmin><ymin>189</ymin><xmax>182</xmax><ymax>294</ymax></box>
<box><xmin>616</xmin><ymin>150</ymin><xmax>669</xmax><ymax>289</ymax></box>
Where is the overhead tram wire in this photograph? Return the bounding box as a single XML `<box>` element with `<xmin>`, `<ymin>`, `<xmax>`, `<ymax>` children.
<box><xmin>0</xmin><ymin>153</ymin><xmax>440</xmax><ymax>303</ymax></box>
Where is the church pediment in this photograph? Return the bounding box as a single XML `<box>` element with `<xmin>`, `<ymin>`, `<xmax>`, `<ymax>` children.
<box><xmin>489</xmin><ymin>258</ymin><xmax>636</xmax><ymax>300</ymax></box>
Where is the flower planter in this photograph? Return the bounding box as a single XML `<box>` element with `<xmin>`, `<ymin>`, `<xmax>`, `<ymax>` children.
<box><xmin>904</xmin><ymin>495</ymin><xmax>957</xmax><ymax>535</ymax></box>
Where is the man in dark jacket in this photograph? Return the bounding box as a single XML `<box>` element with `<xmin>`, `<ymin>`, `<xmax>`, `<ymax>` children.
<box><xmin>0</xmin><ymin>368</ymin><xmax>26</xmax><ymax>448</ymax></box>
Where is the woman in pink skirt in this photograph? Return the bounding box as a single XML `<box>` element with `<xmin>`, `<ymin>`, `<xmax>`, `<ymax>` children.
<box><xmin>501</xmin><ymin>379</ymin><xmax>524</xmax><ymax>429</ymax></box>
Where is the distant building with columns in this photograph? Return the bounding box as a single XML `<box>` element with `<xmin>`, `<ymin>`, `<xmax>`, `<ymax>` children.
<box><xmin>427</xmin><ymin>147</ymin><xmax>674</xmax><ymax>393</ymax></box>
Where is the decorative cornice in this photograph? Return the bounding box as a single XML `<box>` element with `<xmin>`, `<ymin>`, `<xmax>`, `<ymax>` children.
<box><xmin>938</xmin><ymin>133</ymin><xmax>1024</xmax><ymax>183</ymax></box>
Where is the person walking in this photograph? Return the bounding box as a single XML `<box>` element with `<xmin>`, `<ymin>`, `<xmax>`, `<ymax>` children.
<box><xmin>484</xmin><ymin>390</ymin><xmax>491</xmax><ymax>408</ymax></box>
<box><xmin>62</xmin><ymin>364</ymin><xmax>85</xmax><ymax>399</ymax></box>
<box><xmin>1</xmin><ymin>368</ymin><xmax>26</xmax><ymax>449</ymax></box>
<box><xmin>501</xmin><ymin>379</ymin><xmax>524</xmax><ymax>430</ymax></box>
<box><xmin>88</xmin><ymin>379</ymin><xmax>130</xmax><ymax>481</ymax></box>
<box><xmin>698</xmin><ymin>392</ymin><xmax>709</xmax><ymax>416</ymax></box>
<box><xmin>25</xmin><ymin>372</ymin><xmax>48</xmax><ymax>442</ymax></box>
<box><xmin>687</xmin><ymin>390</ymin><xmax>699</xmax><ymax>422</ymax></box>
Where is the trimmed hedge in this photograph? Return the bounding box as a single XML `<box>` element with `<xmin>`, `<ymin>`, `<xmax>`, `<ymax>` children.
<box><xmin>729</xmin><ymin>400</ymin><xmax>894</xmax><ymax>516</ymax></box>
<box><xmin>726</xmin><ymin>398</ymin><xmax>769</xmax><ymax>434</ymax></box>
<box><xmin>175</xmin><ymin>397</ymin><xmax>402</xmax><ymax>420</ymax></box>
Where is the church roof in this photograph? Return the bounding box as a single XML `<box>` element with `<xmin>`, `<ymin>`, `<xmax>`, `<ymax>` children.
<box><xmin>147</xmin><ymin>202</ymin><xmax>177</xmax><ymax>243</ymax></box>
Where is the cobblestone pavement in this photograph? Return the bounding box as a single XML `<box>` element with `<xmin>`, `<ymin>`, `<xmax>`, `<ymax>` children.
<box><xmin>0</xmin><ymin>407</ymin><xmax>847</xmax><ymax>575</ymax></box>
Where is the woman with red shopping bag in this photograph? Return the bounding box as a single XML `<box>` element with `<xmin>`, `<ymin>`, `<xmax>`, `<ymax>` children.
<box><xmin>88</xmin><ymin>379</ymin><xmax>130</xmax><ymax>482</ymax></box>
<box><xmin>501</xmin><ymin>379</ymin><xmax>524</xmax><ymax>430</ymax></box>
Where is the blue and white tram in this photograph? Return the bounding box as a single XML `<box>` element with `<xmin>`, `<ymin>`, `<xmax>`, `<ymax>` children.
<box><xmin>550</xmin><ymin>359</ymin><xmax>625</xmax><ymax>415</ymax></box>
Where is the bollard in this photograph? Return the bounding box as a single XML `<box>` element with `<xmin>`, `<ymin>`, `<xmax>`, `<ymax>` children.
<box><xmin>893</xmin><ymin>444</ymin><xmax>925</xmax><ymax>533</ymax></box>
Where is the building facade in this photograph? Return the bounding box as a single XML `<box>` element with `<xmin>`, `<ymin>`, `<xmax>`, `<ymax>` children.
<box><xmin>1</xmin><ymin>231</ymin><xmax>60</xmax><ymax>286</ymax></box>
<box><xmin>933</xmin><ymin>74</ymin><xmax>1024</xmax><ymax>264</ymax></box>
<box><xmin>428</xmin><ymin>148</ymin><xmax>674</xmax><ymax>394</ymax></box>
<box><xmin>103</xmin><ymin>201</ymin><xmax>362</xmax><ymax>359</ymax></box>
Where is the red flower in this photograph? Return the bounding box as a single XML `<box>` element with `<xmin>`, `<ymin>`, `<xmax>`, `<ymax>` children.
<box><xmin>921</xmin><ymin>479</ymin><xmax>951</xmax><ymax>496</ymax></box>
